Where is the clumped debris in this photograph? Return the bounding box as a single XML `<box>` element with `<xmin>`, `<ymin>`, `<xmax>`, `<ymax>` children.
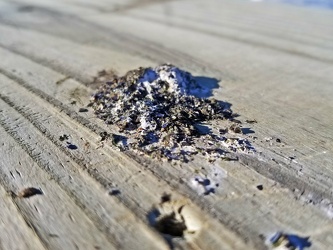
<box><xmin>17</xmin><ymin>187</ymin><xmax>43</xmax><ymax>198</ymax></box>
<box><xmin>267</xmin><ymin>232</ymin><xmax>311</xmax><ymax>250</ymax></box>
<box><xmin>90</xmin><ymin>64</ymin><xmax>254</xmax><ymax>161</ymax></box>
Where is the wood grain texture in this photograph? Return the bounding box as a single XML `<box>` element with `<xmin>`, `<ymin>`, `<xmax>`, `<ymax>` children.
<box><xmin>0</xmin><ymin>0</ymin><xmax>332</xmax><ymax>249</ymax></box>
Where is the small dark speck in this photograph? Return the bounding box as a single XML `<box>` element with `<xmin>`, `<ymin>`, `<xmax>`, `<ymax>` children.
<box><xmin>276</xmin><ymin>138</ymin><xmax>281</xmax><ymax>143</ymax></box>
<box><xmin>161</xmin><ymin>193</ymin><xmax>171</xmax><ymax>203</ymax></box>
<box><xmin>49</xmin><ymin>234</ymin><xmax>59</xmax><ymax>238</ymax></box>
<box><xmin>67</xmin><ymin>144</ymin><xmax>78</xmax><ymax>150</ymax></box>
<box><xmin>256</xmin><ymin>185</ymin><xmax>263</xmax><ymax>191</ymax></box>
<box><xmin>78</xmin><ymin>108</ymin><xmax>88</xmax><ymax>112</ymax></box>
<box><xmin>109</xmin><ymin>189</ymin><xmax>121</xmax><ymax>196</ymax></box>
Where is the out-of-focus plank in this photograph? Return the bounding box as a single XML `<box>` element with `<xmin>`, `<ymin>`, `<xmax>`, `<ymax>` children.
<box><xmin>0</xmin><ymin>185</ymin><xmax>45</xmax><ymax>250</ymax></box>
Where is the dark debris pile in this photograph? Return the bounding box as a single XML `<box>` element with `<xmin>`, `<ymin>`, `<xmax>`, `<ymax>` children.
<box><xmin>90</xmin><ymin>64</ymin><xmax>254</xmax><ymax>161</ymax></box>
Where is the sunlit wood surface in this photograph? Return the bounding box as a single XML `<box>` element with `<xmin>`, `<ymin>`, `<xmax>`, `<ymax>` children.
<box><xmin>0</xmin><ymin>0</ymin><xmax>332</xmax><ymax>249</ymax></box>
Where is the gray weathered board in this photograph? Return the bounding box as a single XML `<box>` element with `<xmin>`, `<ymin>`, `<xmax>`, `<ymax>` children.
<box><xmin>0</xmin><ymin>0</ymin><xmax>332</xmax><ymax>249</ymax></box>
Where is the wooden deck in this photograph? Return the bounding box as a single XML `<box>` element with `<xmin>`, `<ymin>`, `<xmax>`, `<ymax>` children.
<box><xmin>0</xmin><ymin>0</ymin><xmax>333</xmax><ymax>249</ymax></box>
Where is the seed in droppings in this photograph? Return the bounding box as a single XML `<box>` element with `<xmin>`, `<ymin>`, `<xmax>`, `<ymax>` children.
<box><xmin>17</xmin><ymin>187</ymin><xmax>43</xmax><ymax>198</ymax></box>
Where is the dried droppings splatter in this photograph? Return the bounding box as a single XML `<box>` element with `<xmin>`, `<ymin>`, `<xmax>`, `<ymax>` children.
<box><xmin>90</xmin><ymin>64</ymin><xmax>254</xmax><ymax>162</ymax></box>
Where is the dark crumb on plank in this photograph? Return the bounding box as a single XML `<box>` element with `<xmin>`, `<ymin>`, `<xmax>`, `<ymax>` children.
<box><xmin>256</xmin><ymin>185</ymin><xmax>263</xmax><ymax>191</ymax></box>
<box><xmin>17</xmin><ymin>187</ymin><xmax>43</xmax><ymax>198</ymax></box>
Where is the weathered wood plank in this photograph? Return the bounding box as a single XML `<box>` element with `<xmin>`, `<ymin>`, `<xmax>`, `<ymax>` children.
<box><xmin>0</xmin><ymin>55</ymin><xmax>250</xmax><ymax>249</ymax></box>
<box><xmin>0</xmin><ymin>185</ymin><xmax>45</xmax><ymax>250</ymax></box>
<box><xmin>0</xmin><ymin>124</ymin><xmax>116</xmax><ymax>250</ymax></box>
<box><xmin>0</xmin><ymin>27</ymin><xmax>332</xmax><ymax>248</ymax></box>
<box><xmin>0</xmin><ymin>0</ymin><xmax>333</xmax><ymax>249</ymax></box>
<box><xmin>0</xmin><ymin>88</ymin><xmax>170</xmax><ymax>249</ymax></box>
